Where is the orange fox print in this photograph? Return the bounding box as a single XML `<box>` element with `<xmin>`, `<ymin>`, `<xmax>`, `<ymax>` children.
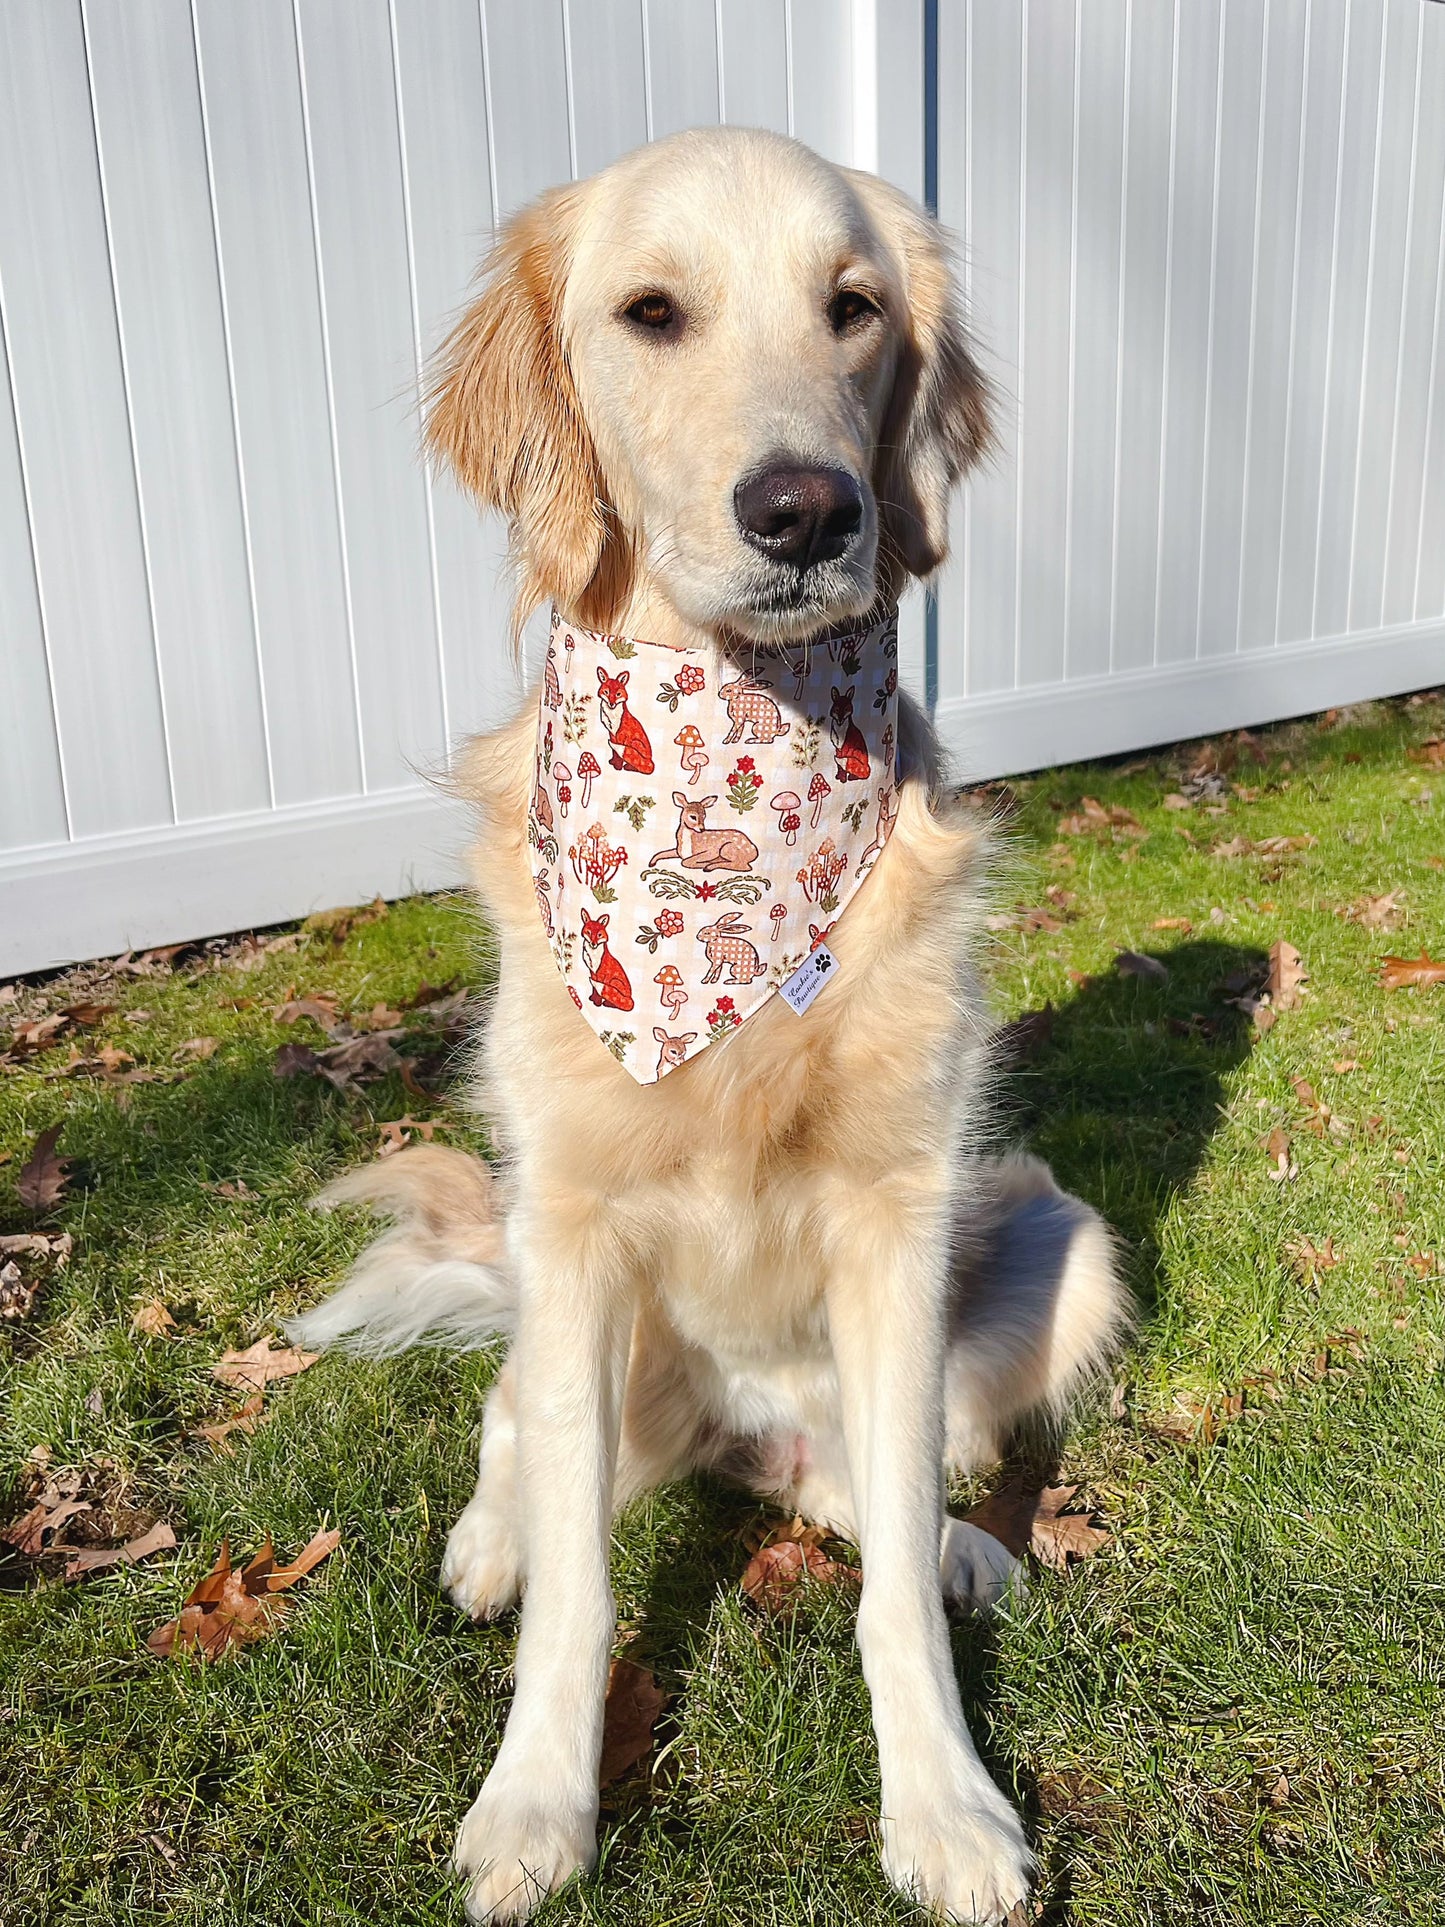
<box><xmin>596</xmin><ymin>667</ymin><xmax>655</xmax><ymax>773</ymax></box>
<box><xmin>580</xmin><ymin>909</ymin><xmax>634</xmax><ymax>1010</ymax></box>
<box><xmin>829</xmin><ymin>685</ymin><xmax>870</xmax><ymax>783</ymax></box>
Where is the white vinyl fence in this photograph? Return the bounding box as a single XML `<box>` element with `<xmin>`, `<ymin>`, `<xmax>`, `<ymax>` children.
<box><xmin>1</xmin><ymin>0</ymin><xmax>1441</xmax><ymax>975</ymax></box>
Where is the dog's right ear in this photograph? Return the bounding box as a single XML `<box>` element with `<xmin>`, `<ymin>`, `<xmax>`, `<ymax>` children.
<box><xmin>425</xmin><ymin>188</ymin><xmax>622</xmax><ymax>632</ymax></box>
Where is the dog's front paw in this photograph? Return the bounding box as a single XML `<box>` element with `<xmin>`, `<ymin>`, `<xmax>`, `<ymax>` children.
<box><xmin>940</xmin><ymin>1520</ymin><xmax>1025</xmax><ymax>1615</ymax></box>
<box><xmin>454</xmin><ymin>1777</ymin><xmax>595</xmax><ymax>1923</ymax></box>
<box><xmin>881</xmin><ymin>1785</ymin><xmax>1033</xmax><ymax>1925</ymax></box>
<box><xmin>442</xmin><ymin>1497</ymin><xmax>522</xmax><ymax>1620</ymax></box>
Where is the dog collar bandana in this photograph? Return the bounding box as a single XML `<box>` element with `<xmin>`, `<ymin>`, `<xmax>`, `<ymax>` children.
<box><xmin>528</xmin><ymin>606</ymin><xmax>901</xmax><ymax>1083</ymax></box>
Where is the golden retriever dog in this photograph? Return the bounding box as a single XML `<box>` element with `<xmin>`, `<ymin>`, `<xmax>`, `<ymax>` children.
<box><xmin>292</xmin><ymin>128</ymin><xmax>1126</xmax><ymax>1924</ymax></box>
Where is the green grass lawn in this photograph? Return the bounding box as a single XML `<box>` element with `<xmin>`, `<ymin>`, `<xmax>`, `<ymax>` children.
<box><xmin>2</xmin><ymin>693</ymin><xmax>1442</xmax><ymax>1927</ymax></box>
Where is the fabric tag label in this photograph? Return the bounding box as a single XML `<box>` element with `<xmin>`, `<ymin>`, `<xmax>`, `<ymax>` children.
<box><xmin>778</xmin><ymin>943</ymin><xmax>839</xmax><ymax>1015</ymax></box>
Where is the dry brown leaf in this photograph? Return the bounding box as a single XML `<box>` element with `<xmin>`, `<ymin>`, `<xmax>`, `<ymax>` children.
<box><xmin>131</xmin><ymin>1301</ymin><xmax>177</xmax><ymax>1337</ymax></box>
<box><xmin>60</xmin><ymin>1001</ymin><xmax>117</xmax><ymax>1028</ymax></box>
<box><xmin>194</xmin><ymin>1393</ymin><xmax>268</xmax><ymax>1451</ymax></box>
<box><xmin>1262</xmin><ymin>1127</ymin><xmax>1296</xmax><ymax>1182</ymax></box>
<box><xmin>274</xmin><ymin>1031</ymin><xmax>403</xmax><ymax>1091</ymax></box>
<box><xmin>400</xmin><ymin>977</ymin><xmax>462</xmax><ymax>1009</ymax></box>
<box><xmin>1286</xmin><ymin>1236</ymin><xmax>1340</xmax><ymax>1284</ymax></box>
<box><xmin>399</xmin><ymin>1058</ymin><xmax>440</xmax><ymax>1103</ymax></box>
<box><xmin>1342</xmin><ymin>892</ymin><xmax>1402</xmax><ymax>931</ymax></box>
<box><xmin>0</xmin><ymin>1231</ymin><xmax>71</xmax><ymax>1323</ymax></box>
<box><xmin>378</xmin><ymin>1116</ymin><xmax>438</xmax><ymax>1157</ymax></box>
<box><xmin>1144</xmin><ymin>1392</ymin><xmax>1244</xmax><ymax>1446</ymax></box>
<box><xmin>17</xmin><ymin>1125</ymin><xmax>70</xmax><ymax>1214</ymax></box>
<box><xmin>1379</xmin><ymin>950</ymin><xmax>1445</xmax><ymax>989</ymax></box>
<box><xmin>965</xmin><ymin>1480</ymin><xmax>1111</xmax><ymax>1569</ymax></box>
<box><xmin>2</xmin><ymin>1473</ymin><xmax>90</xmax><ymax>1556</ymax></box>
<box><xmin>1114</xmin><ymin>950</ymin><xmax>1169</xmax><ymax>984</ymax></box>
<box><xmin>211</xmin><ymin>1338</ymin><xmax>318</xmax><ymax>1392</ymax></box>
<box><xmin>273</xmin><ymin>995</ymin><xmax>342</xmax><ymax>1031</ymax></box>
<box><xmin>740</xmin><ymin>1517</ymin><xmax>859</xmax><ymax>1613</ymax></box>
<box><xmin>304</xmin><ymin>897</ymin><xmax>388</xmax><ymax>944</ymax></box>
<box><xmin>1152</xmin><ymin>916</ymin><xmax>1193</xmax><ymax>932</ymax></box>
<box><xmin>1407</xmin><ymin>737</ymin><xmax>1445</xmax><ymax>766</ymax></box>
<box><xmin>599</xmin><ymin>1657</ymin><xmax>667</xmax><ymax>1786</ymax></box>
<box><xmin>147</xmin><ymin>1527</ymin><xmax>339</xmax><ymax>1661</ymax></box>
<box><xmin>64</xmin><ymin>1520</ymin><xmax>176</xmax><ymax>1581</ymax></box>
<box><xmin>9</xmin><ymin>1011</ymin><xmax>71</xmax><ymax>1056</ymax></box>
<box><xmin>173</xmin><ymin>1037</ymin><xmax>219</xmax><ymax>1062</ymax></box>
<box><xmin>1162</xmin><ymin>793</ymin><xmax>1193</xmax><ymax>811</ymax></box>
<box><xmin>1332</xmin><ymin>1058</ymin><xmax>1360</xmax><ymax>1073</ymax></box>
<box><xmin>1267</xmin><ymin>939</ymin><xmax>1308</xmax><ymax>1012</ymax></box>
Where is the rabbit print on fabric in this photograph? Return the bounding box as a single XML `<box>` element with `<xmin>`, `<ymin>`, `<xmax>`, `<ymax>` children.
<box><xmin>530</xmin><ymin>606</ymin><xmax>901</xmax><ymax>1081</ymax></box>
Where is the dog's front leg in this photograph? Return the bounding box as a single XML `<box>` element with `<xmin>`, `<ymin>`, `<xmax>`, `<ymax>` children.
<box><xmin>454</xmin><ymin>1205</ymin><xmax>632</xmax><ymax>1923</ymax></box>
<box><xmin>826</xmin><ymin>1179</ymin><xmax>1033</xmax><ymax>1926</ymax></box>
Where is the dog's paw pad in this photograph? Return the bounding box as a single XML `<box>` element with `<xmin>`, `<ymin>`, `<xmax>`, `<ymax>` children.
<box><xmin>940</xmin><ymin>1519</ymin><xmax>1024</xmax><ymax>1615</ymax></box>
<box><xmin>442</xmin><ymin>1502</ymin><xmax>522</xmax><ymax>1620</ymax></box>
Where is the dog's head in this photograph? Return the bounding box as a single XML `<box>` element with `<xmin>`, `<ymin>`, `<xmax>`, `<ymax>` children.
<box><xmin>426</xmin><ymin>127</ymin><xmax>990</xmax><ymax>645</ymax></box>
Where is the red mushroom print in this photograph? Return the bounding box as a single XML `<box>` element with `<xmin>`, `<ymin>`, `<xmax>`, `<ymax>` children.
<box><xmin>577</xmin><ymin>750</ymin><xmax>601</xmax><ymax>809</ymax></box>
<box><xmin>674</xmin><ymin>723</ymin><xmax>708</xmax><ymax>785</ymax></box>
<box><xmin>768</xmin><ymin>902</ymin><xmax>787</xmax><ymax>943</ymax></box>
<box><xmin>807</xmin><ymin>771</ymin><xmax>831</xmax><ymax>828</ymax></box>
<box><xmin>552</xmin><ymin>762</ymin><xmax>572</xmax><ymax>817</ymax></box>
<box><xmin>654</xmin><ymin>964</ymin><xmax>687</xmax><ymax>1018</ymax></box>
<box><xmin>770</xmin><ymin>790</ymin><xmax>802</xmax><ymax>848</ymax></box>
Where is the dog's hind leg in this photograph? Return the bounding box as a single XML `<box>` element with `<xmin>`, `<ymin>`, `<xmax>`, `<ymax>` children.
<box><xmin>945</xmin><ymin>1154</ymin><xmax>1128</xmax><ymax>1475</ymax></box>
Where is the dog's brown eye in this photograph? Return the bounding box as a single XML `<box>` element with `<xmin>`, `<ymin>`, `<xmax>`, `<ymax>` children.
<box><xmin>624</xmin><ymin>293</ymin><xmax>676</xmax><ymax>333</ymax></box>
<box><xmin>829</xmin><ymin>288</ymin><xmax>880</xmax><ymax>333</ymax></box>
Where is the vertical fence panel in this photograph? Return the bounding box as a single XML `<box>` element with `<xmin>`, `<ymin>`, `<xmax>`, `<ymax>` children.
<box><xmin>193</xmin><ymin>0</ymin><xmax>362</xmax><ymax>806</ymax></box>
<box><xmin>718</xmin><ymin>1</ymin><xmax>791</xmax><ymax>133</ymax></box>
<box><xmin>0</xmin><ymin>318</ymin><xmax>67</xmax><ymax>851</ymax></box>
<box><xmin>390</xmin><ymin>0</ymin><xmax>516</xmax><ymax>749</ymax></box>
<box><xmin>1236</xmin><ymin>0</ymin><xmax>1308</xmax><ymax>656</ymax></box>
<box><xmin>295</xmin><ymin>0</ymin><xmax>446</xmax><ymax>793</ymax></box>
<box><xmin>85</xmin><ymin>0</ymin><xmax>272</xmax><ymax>822</ymax></box>
<box><xmin>1195</xmin><ymin>0</ymin><xmax>1265</xmax><ymax>662</ymax></box>
<box><xmin>1274</xmin><ymin>0</ymin><xmax>1348</xmax><ymax>646</ymax></box>
<box><xmin>480</xmin><ymin>0</ymin><xmax>572</xmax><ymax>218</ymax></box>
<box><xmin>1016</xmin><ymin>2</ymin><xmax>1075</xmax><ymax>689</ymax></box>
<box><xmin>1062</xmin><ymin>0</ymin><xmax>1126</xmax><ymax>685</ymax></box>
<box><xmin>642</xmin><ymin>0</ymin><xmax>721</xmax><ymax>137</ymax></box>
<box><xmin>949</xmin><ymin>0</ymin><xmax>1022</xmax><ymax>701</ymax></box>
<box><xmin>1383</xmin><ymin>5</ymin><xmax>1445</xmax><ymax>629</ymax></box>
<box><xmin>0</xmin><ymin>0</ymin><xmax>172</xmax><ymax>839</ymax></box>
<box><xmin>787</xmin><ymin>0</ymin><xmax>853</xmax><ymax>165</ymax></box>
<box><xmin>566</xmin><ymin>0</ymin><xmax>650</xmax><ymax>174</ymax></box>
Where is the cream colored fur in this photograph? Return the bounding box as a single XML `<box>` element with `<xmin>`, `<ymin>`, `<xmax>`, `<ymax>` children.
<box><xmin>291</xmin><ymin>128</ymin><xmax>1126</xmax><ymax>1926</ymax></box>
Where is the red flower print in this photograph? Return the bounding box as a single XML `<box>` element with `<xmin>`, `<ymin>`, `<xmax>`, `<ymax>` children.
<box><xmin>676</xmin><ymin>663</ymin><xmax>705</xmax><ymax>694</ymax></box>
<box><xmin>715</xmin><ymin>996</ymin><xmax>735</xmax><ymax>1013</ymax></box>
<box><xmin>736</xmin><ymin>755</ymin><xmax>756</xmax><ymax>773</ymax></box>
<box><xmin>696</xmin><ymin>881</ymin><xmax>718</xmax><ymax>900</ymax></box>
<box><xmin>656</xmin><ymin>908</ymin><xmax>684</xmax><ymax>937</ymax></box>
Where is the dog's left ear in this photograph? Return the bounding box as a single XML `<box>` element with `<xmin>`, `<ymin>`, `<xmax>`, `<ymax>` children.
<box><xmin>853</xmin><ymin>175</ymin><xmax>993</xmax><ymax>583</ymax></box>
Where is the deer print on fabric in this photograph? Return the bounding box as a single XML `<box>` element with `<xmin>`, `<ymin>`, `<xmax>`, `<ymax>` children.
<box><xmin>580</xmin><ymin>909</ymin><xmax>634</xmax><ymax>1010</ymax></box>
<box><xmin>596</xmin><ymin>666</ymin><xmax>655</xmax><ymax>773</ymax></box>
<box><xmin>530</xmin><ymin>609</ymin><xmax>899</xmax><ymax>1081</ymax></box>
<box><xmin>697</xmin><ymin>912</ymin><xmax>763</xmax><ymax>985</ymax></box>
<box><xmin>650</xmin><ymin>793</ymin><xmax>759</xmax><ymax>872</ymax></box>
<box><xmin>720</xmin><ymin>674</ymin><xmax>786</xmax><ymax>745</ymax></box>
<box><xmin>652</xmin><ymin>1027</ymin><xmax>698</xmax><ymax>1077</ymax></box>
<box><xmin>830</xmin><ymin>685</ymin><xmax>870</xmax><ymax>783</ymax></box>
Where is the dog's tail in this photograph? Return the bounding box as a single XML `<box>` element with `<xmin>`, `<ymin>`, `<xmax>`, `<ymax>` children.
<box><xmin>287</xmin><ymin>1145</ymin><xmax>515</xmax><ymax>1357</ymax></box>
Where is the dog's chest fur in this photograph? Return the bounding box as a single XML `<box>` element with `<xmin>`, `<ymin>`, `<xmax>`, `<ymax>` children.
<box><xmin>459</xmin><ymin>689</ymin><xmax>990</xmax><ymax>1385</ymax></box>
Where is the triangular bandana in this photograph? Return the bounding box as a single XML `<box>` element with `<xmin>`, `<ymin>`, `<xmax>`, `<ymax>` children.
<box><xmin>528</xmin><ymin>606</ymin><xmax>900</xmax><ymax>1083</ymax></box>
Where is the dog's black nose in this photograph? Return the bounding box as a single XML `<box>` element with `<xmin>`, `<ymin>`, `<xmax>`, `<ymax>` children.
<box><xmin>734</xmin><ymin>463</ymin><xmax>863</xmax><ymax>568</ymax></box>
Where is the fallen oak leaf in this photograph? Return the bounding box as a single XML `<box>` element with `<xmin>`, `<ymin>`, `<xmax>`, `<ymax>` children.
<box><xmin>599</xmin><ymin>1659</ymin><xmax>666</xmax><ymax>1787</ymax></box>
<box><xmin>131</xmin><ymin>1301</ymin><xmax>177</xmax><ymax>1337</ymax></box>
<box><xmin>2</xmin><ymin>1479</ymin><xmax>90</xmax><ymax>1556</ymax></box>
<box><xmin>1379</xmin><ymin>951</ymin><xmax>1445</xmax><ymax>990</ymax></box>
<box><xmin>399</xmin><ymin>1058</ymin><xmax>440</xmax><ymax>1103</ymax></box>
<box><xmin>378</xmin><ymin>1116</ymin><xmax>437</xmax><ymax>1157</ymax></box>
<box><xmin>173</xmin><ymin>1037</ymin><xmax>219</xmax><ymax>1062</ymax></box>
<box><xmin>211</xmin><ymin>1338</ymin><xmax>318</xmax><ymax>1392</ymax></box>
<box><xmin>147</xmin><ymin>1527</ymin><xmax>339</xmax><ymax>1661</ymax></box>
<box><xmin>274</xmin><ymin>1031</ymin><xmax>404</xmax><ymax>1091</ymax></box>
<box><xmin>1267</xmin><ymin>939</ymin><xmax>1308</xmax><ymax>1012</ymax></box>
<box><xmin>740</xmin><ymin>1516</ymin><xmax>859</xmax><ymax>1613</ymax></box>
<box><xmin>1152</xmin><ymin>916</ymin><xmax>1193</xmax><ymax>932</ymax></box>
<box><xmin>17</xmin><ymin>1125</ymin><xmax>70</xmax><ymax>1214</ymax></box>
<box><xmin>1407</xmin><ymin>737</ymin><xmax>1445</xmax><ymax>766</ymax></box>
<box><xmin>9</xmin><ymin>1011</ymin><xmax>71</xmax><ymax>1056</ymax></box>
<box><xmin>60</xmin><ymin>1001</ymin><xmax>117</xmax><ymax>1028</ymax></box>
<box><xmin>64</xmin><ymin>1520</ymin><xmax>176</xmax><ymax>1581</ymax></box>
<box><xmin>194</xmin><ymin>1393</ymin><xmax>268</xmax><ymax>1452</ymax></box>
<box><xmin>964</xmin><ymin>1479</ymin><xmax>1112</xmax><ymax>1569</ymax></box>
<box><xmin>1341</xmin><ymin>891</ymin><xmax>1402</xmax><ymax>931</ymax></box>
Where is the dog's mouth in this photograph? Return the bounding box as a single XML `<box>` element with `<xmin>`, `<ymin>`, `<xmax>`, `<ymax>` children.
<box><xmin>727</xmin><ymin>564</ymin><xmax>876</xmax><ymax>647</ymax></box>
